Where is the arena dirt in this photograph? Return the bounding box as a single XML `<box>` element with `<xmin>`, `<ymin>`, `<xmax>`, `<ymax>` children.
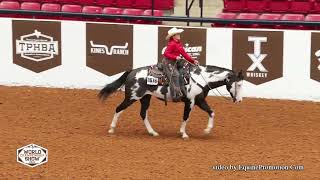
<box><xmin>0</xmin><ymin>86</ymin><xmax>319</xmax><ymax>179</ymax></box>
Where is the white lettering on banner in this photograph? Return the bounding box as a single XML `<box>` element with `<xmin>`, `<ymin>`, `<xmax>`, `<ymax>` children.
<box><xmin>184</xmin><ymin>43</ymin><xmax>202</xmax><ymax>58</ymax></box>
<box><xmin>161</xmin><ymin>43</ymin><xmax>202</xmax><ymax>59</ymax></box>
<box><xmin>91</xmin><ymin>47</ymin><xmax>105</xmax><ymax>54</ymax></box>
<box><xmin>16</xmin><ymin>30</ymin><xmax>59</xmax><ymax>62</ymax></box>
<box><xmin>90</xmin><ymin>41</ymin><xmax>129</xmax><ymax>56</ymax></box>
<box><xmin>247</xmin><ymin>36</ymin><xmax>268</xmax><ymax>73</ymax></box>
<box><xmin>314</xmin><ymin>49</ymin><xmax>320</xmax><ymax>70</ymax></box>
<box><xmin>246</xmin><ymin>72</ymin><xmax>268</xmax><ymax>78</ymax></box>
<box><xmin>17</xmin><ymin>42</ymin><xmax>56</xmax><ymax>53</ymax></box>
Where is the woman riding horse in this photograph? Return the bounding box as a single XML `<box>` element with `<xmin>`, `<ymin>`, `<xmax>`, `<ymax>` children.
<box><xmin>162</xmin><ymin>27</ymin><xmax>199</xmax><ymax>102</ymax></box>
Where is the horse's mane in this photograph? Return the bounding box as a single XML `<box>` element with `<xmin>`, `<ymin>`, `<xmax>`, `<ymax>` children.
<box><xmin>203</xmin><ymin>65</ymin><xmax>234</xmax><ymax>74</ymax></box>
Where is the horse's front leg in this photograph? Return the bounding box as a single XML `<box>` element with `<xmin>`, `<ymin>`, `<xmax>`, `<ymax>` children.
<box><xmin>195</xmin><ymin>98</ymin><xmax>214</xmax><ymax>134</ymax></box>
<box><xmin>180</xmin><ymin>99</ymin><xmax>194</xmax><ymax>139</ymax></box>
<box><xmin>140</xmin><ymin>95</ymin><xmax>159</xmax><ymax>136</ymax></box>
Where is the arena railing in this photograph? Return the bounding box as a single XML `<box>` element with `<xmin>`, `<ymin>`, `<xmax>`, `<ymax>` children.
<box><xmin>1</xmin><ymin>9</ymin><xmax>320</xmax><ymax>27</ymax></box>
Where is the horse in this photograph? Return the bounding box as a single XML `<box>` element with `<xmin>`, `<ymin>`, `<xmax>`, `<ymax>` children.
<box><xmin>98</xmin><ymin>64</ymin><xmax>244</xmax><ymax>139</ymax></box>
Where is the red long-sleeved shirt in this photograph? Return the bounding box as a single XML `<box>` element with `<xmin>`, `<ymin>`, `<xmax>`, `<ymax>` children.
<box><xmin>163</xmin><ymin>38</ymin><xmax>195</xmax><ymax>64</ymax></box>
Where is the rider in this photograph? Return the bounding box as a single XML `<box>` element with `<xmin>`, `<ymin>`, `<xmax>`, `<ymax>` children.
<box><xmin>162</xmin><ymin>27</ymin><xmax>199</xmax><ymax>102</ymax></box>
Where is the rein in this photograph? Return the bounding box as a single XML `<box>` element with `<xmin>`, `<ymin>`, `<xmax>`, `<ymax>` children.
<box><xmin>193</xmin><ymin>65</ymin><xmax>231</xmax><ymax>101</ymax></box>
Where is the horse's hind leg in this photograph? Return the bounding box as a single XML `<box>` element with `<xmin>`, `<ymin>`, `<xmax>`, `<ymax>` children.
<box><xmin>108</xmin><ymin>98</ymin><xmax>136</xmax><ymax>134</ymax></box>
<box><xmin>140</xmin><ymin>95</ymin><xmax>159</xmax><ymax>136</ymax></box>
<box><xmin>180</xmin><ymin>99</ymin><xmax>194</xmax><ymax>139</ymax></box>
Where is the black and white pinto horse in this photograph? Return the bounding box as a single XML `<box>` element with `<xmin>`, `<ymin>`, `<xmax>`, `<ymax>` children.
<box><xmin>98</xmin><ymin>65</ymin><xmax>244</xmax><ymax>139</ymax></box>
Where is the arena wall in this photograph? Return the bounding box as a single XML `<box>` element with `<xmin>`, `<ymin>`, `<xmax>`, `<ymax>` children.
<box><xmin>0</xmin><ymin>18</ymin><xmax>319</xmax><ymax>101</ymax></box>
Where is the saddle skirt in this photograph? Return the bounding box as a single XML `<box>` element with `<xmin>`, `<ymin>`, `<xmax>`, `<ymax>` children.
<box><xmin>146</xmin><ymin>62</ymin><xmax>191</xmax><ymax>86</ymax></box>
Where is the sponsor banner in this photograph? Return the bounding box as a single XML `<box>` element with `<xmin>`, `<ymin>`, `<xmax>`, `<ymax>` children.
<box><xmin>310</xmin><ymin>32</ymin><xmax>320</xmax><ymax>82</ymax></box>
<box><xmin>12</xmin><ymin>20</ymin><xmax>61</xmax><ymax>73</ymax></box>
<box><xmin>86</xmin><ymin>23</ymin><xmax>133</xmax><ymax>76</ymax></box>
<box><xmin>17</xmin><ymin>144</ymin><xmax>48</xmax><ymax>168</ymax></box>
<box><xmin>232</xmin><ymin>30</ymin><xmax>284</xmax><ymax>85</ymax></box>
<box><xmin>0</xmin><ymin>18</ymin><xmax>318</xmax><ymax>101</ymax></box>
<box><xmin>158</xmin><ymin>27</ymin><xmax>206</xmax><ymax>65</ymax></box>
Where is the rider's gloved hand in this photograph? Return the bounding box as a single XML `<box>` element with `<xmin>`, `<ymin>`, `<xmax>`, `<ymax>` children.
<box><xmin>194</xmin><ymin>60</ymin><xmax>199</xmax><ymax>65</ymax></box>
<box><xmin>176</xmin><ymin>56</ymin><xmax>183</xmax><ymax>60</ymax></box>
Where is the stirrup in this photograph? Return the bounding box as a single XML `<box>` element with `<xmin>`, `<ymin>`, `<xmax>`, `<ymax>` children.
<box><xmin>180</xmin><ymin>88</ymin><xmax>187</xmax><ymax>97</ymax></box>
<box><xmin>172</xmin><ymin>96</ymin><xmax>181</xmax><ymax>102</ymax></box>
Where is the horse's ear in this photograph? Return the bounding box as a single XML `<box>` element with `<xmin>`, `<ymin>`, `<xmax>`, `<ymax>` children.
<box><xmin>226</xmin><ymin>73</ymin><xmax>232</xmax><ymax>82</ymax></box>
<box><xmin>238</xmin><ymin>70</ymin><xmax>244</xmax><ymax>79</ymax></box>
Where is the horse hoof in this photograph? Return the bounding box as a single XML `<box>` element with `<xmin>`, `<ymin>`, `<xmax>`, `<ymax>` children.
<box><xmin>151</xmin><ymin>131</ymin><xmax>159</xmax><ymax>137</ymax></box>
<box><xmin>182</xmin><ymin>134</ymin><xmax>189</xmax><ymax>139</ymax></box>
<box><xmin>204</xmin><ymin>128</ymin><xmax>212</xmax><ymax>134</ymax></box>
<box><xmin>108</xmin><ymin>128</ymin><xmax>115</xmax><ymax>134</ymax></box>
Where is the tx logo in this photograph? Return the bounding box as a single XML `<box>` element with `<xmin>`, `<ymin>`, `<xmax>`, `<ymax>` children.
<box><xmin>232</xmin><ymin>30</ymin><xmax>283</xmax><ymax>85</ymax></box>
<box><xmin>247</xmin><ymin>36</ymin><xmax>268</xmax><ymax>72</ymax></box>
<box><xmin>314</xmin><ymin>49</ymin><xmax>320</xmax><ymax>71</ymax></box>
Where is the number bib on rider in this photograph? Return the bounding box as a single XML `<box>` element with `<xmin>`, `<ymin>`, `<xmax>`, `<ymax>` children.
<box><xmin>147</xmin><ymin>76</ymin><xmax>159</xmax><ymax>85</ymax></box>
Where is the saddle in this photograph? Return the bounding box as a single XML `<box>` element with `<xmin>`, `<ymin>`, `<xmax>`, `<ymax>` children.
<box><xmin>147</xmin><ymin>62</ymin><xmax>191</xmax><ymax>86</ymax></box>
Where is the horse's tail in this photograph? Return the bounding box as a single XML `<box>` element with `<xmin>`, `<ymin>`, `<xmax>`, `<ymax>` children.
<box><xmin>98</xmin><ymin>70</ymin><xmax>131</xmax><ymax>101</ymax></box>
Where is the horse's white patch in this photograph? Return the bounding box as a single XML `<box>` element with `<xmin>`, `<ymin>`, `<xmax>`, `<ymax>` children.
<box><xmin>188</xmin><ymin>68</ymin><xmax>230</xmax><ymax>99</ymax></box>
<box><xmin>130</xmin><ymin>69</ymin><xmax>149</xmax><ymax>100</ymax></box>
<box><xmin>149</xmin><ymin>87</ymin><xmax>167</xmax><ymax>99</ymax></box>
<box><xmin>130</xmin><ymin>82</ymin><xmax>140</xmax><ymax>100</ymax></box>
<box><xmin>111</xmin><ymin>111</ymin><xmax>123</xmax><ymax>128</ymax></box>
<box><xmin>204</xmin><ymin>112</ymin><xmax>215</xmax><ymax>134</ymax></box>
<box><xmin>143</xmin><ymin>112</ymin><xmax>158</xmax><ymax>136</ymax></box>
<box><xmin>108</xmin><ymin>111</ymin><xmax>123</xmax><ymax>133</ymax></box>
<box><xmin>230</xmin><ymin>80</ymin><xmax>243</xmax><ymax>102</ymax></box>
<box><xmin>209</xmin><ymin>71</ymin><xmax>230</xmax><ymax>82</ymax></box>
<box><xmin>235</xmin><ymin>80</ymin><xmax>244</xmax><ymax>101</ymax></box>
<box><xmin>180</xmin><ymin>119</ymin><xmax>189</xmax><ymax>139</ymax></box>
<box><xmin>135</xmin><ymin>69</ymin><xmax>148</xmax><ymax>79</ymax></box>
<box><xmin>192</xmin><ymin>68</ymin><xmax>230</xmax><ymax>87</ymax></box>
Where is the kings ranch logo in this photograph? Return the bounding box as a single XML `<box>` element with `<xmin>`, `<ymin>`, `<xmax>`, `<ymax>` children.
<box><xmin>86</xmin><ymin>23</ymin><xmax>133</xmax><ymax>76</ymax></box>
<box><xmin>90</xmin><ymin>40</ymin><xmax>129</xmax><ymax>56</ymax></box>
<box><xmin>232</xmin><ymin>30</ymin><xmax>284</xmax><ymax>85</ymax></box>
<box><xmin>12</xmin><ymin>20</ymin><xmax>61</xmax><ymax>73</ymax></box>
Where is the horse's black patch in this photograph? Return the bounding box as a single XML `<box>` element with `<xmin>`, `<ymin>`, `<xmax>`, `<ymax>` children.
<box><xmin>207</xmin><ymin>81</ymin><xmax>227</xmax><ymax>90</ymax></box>
<box><xmin>183</xmin><ymin>99</ymin><xmax>192</xmax><ymax>120</ymax></box>
<box><xmin>205</xmin><ymin>65</ymin><xmax>233</xmax><ymax>73</ymax></box>
<box><xmin>136</xmin><ymin>78</ymin><xmax>149</xmax><ymax>97</ymax></box>
<box><xmin>194</xmin><ymin>67</ymin><xmax>201</xmax><ymax>75</ymax></box>
<box><xmin>160</xmin><ymin>86</ymin><xmax>168</xmax><ymax>94</ymax></box>
<box><xmin>124</xmin><ymin>76</ymin><xmax>137</xmax><ymax>98</ymax></box>
<box><xmin>204</xmin><ymin>81</ymin><xmax>227</xmax><ymax>97</ymax></box>
<box><xmin>187</xmin><ymin>86</ymin><xmax>191</xmax><ymax>93</ymax></box>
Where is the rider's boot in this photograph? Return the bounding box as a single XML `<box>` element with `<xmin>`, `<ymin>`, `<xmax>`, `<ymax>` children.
<box><xmin>179</xmin><ymin>75</ymin><xmax>187</xmax><ymax>97</ymax></box>
<box><xmin>171</xmin><ymin>75</ymin><xmax>182</xmax><ymax>102</ymax></box>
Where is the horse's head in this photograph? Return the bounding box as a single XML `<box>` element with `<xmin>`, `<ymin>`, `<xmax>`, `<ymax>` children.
<box><xmin>225</xmin><ymin>70</ymin><xmax>244</xmax><ymax>103</ymax></box>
